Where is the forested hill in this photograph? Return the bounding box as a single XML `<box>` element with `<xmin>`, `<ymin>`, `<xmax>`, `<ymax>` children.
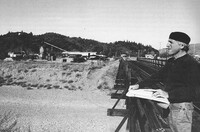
<box><xmin>0</xmin><ymin>31</ymin><xmax>158</xmax><ymax>59</ymax></box>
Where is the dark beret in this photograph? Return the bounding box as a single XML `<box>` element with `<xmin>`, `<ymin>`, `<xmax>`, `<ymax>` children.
<box><xmin>169</xmin><ymin>32</ymin><xmax>191</xmax><ymax>44</ymax></box>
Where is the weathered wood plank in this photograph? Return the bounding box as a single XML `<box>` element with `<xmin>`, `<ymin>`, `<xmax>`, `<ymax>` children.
<box><xmin>111</xmin><ymin>93</ymin><xmax>126</xmax><ymax>99</ymax></box>
<box><xmin>113</xmin><ymin>84</ymin><xmax>126</xmax><ymax>90</ymax></box>
<box><xmin>107</xmin><ymin>109</ymin><xmax>129</xmax><ymax>117</ymax></box>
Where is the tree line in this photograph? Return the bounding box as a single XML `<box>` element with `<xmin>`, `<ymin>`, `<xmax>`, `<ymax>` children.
<box><xmin>0</xmin><ymin>31</ymin><xmax>158</xmax><ymax>59</ymax></box>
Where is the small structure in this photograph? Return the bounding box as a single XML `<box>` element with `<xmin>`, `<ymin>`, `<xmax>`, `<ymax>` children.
<box><xmin>145</xmin><ymin>54</ymin><xmax>154</xmax><ymax>59</ymax></box>
<box><xmin>39</xmin><ymin>46</ymin><xmax>44</xmax><ymax>59</ymax></box>
<box><xmin>8</xmin><ymin>51</ymin><xmax>26</xmax><ymax>60</ymax></box>
<box><xmin>62</xmin><ymin>51</ymin><xmax>97</xmax><ymax>62</ymax></box>
<box><xmin>62</xmin><ymin>51</ymin><xmax>97</xmax><ymax>58</ymax></box>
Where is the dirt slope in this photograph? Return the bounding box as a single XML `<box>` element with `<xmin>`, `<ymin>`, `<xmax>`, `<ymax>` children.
<box><xmin>0</xmin><ymin>60</ymin><xmax>126</xmax><ymax>132</ymax></box>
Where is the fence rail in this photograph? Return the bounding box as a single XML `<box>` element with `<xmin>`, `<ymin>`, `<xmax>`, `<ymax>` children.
<box><xmin>137</xmin><ymin>57</ymin><xmax>167</xmax><ymax>67</ymax></box>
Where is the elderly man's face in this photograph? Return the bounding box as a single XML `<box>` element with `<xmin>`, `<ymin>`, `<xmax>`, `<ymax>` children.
<box><xmin>166</xmin><ymin>39</ymin><xmax>182</xmax><ymax>56</ymax></box>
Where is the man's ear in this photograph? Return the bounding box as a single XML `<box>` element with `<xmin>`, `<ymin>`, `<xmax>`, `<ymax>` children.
<box><xmin>180</xmin><ymin>44</ymin><xmax>185</xmax><ymax>49</ymax></box>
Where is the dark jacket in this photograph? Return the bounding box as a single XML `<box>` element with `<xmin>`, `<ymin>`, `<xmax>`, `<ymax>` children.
<box><xmin>139</xmin><ymin>54</ymin><xmax>200</xmax><ymax>103</ymax></box>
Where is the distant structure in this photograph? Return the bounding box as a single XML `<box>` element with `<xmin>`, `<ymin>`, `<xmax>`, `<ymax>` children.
<box><xmin>43</xmin><ymin>41</ymin><xmax>67</xmax><ymax>61</ymax></box>
<box><xmin>62</xmin><ymin>51</ymin><xmax>96</xmax><ymax>58</ymax></box>
<box><xmin>145</xmin><ymin>54</ymin><xmax>154</xmax><ymax>59</ymax></box>
<box><xmin>39</xmin><ymin>46</ymin><xmax>44</xmax><ymax>59</ymax></box>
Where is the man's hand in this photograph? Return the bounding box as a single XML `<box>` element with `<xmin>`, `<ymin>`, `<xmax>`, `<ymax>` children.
<box><xmin>152</xmin><ymin>89</ymin><xmax>169</xmax><ymax>98</ymax></box>
<box><xmin>157</xmin><ymin>103</ymin><xmax>169</xmax><ymax>109</ymax></box>
<box><xmin>129</xmin><ymin>84</ymin><xmax>139</xmax><ymax>90</ymax></box>
<box><xmin>152</xmin><ymin>89</ymin><xmax>169</xmax><ymax>109</ymax></box>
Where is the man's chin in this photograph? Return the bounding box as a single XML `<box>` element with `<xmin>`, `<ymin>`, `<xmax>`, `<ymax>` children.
<box><xmin>167</xmin><ymin>51</ymin><xmax>175</xmax><ymax>57</ymax></box>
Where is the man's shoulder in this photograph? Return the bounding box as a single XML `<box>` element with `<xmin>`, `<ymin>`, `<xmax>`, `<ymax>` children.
<box><xmin>182</xmin><ymin>54</ymin><xmax>200</xmax><ymax>70</ymax></box>
<box><xmin>184</xmin><ymin>54</ymin><xmax>198</xmax><ymax>64</ymax></box>
<box><xmin>168</xmin><ymin>57</ymin><xmax>174</xmax><ymax>61</ymax></box>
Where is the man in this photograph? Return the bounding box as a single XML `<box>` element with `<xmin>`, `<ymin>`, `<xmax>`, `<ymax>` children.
<box><xmin>129</xmin><ymin>32</ymin><xmax>200</xmax><ymax>132</ymax></box>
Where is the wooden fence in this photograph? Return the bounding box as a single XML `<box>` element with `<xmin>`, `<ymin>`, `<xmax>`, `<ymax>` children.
<box><xmin>136</xmin><ymin>57</ymin><xmax>200</xmax><ymax>132</ymax></box>
<box><xmin>107</xmin><ymin>58</ymin><xmax>171</xmax><ymax>132</ymax></box>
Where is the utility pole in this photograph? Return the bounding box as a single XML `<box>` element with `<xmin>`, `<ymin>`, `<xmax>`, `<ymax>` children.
<box><xmin>159</xmin><ymin>42</ymin><xmax>161</xmax><ymax>50</ymax></box>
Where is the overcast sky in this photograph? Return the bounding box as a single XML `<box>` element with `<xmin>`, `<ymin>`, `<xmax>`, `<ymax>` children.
<box><xmin>0</xmin><ymin>0</ymin><xmax>200</xmax><ymax>49</ymax></box>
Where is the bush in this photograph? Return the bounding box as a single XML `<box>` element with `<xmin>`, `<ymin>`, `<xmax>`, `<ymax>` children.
<box><xmin>0</xmin><ymin>111</ymin><xmax>19</xmax><ymax>132</ymax></box>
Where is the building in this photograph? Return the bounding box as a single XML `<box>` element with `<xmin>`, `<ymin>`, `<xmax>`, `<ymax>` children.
<box><xmin>62</xmin><ymin>51</ymin><xmax>97</xmax><ymax>58</ymax></box>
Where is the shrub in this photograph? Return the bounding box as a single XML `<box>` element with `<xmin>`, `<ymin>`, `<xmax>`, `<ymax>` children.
<box><xmin>31</xmin><ymin>69</ymin><xmax>37</xmax><ymax>72</ymax></box>
<box><xmin>62</xmin><ymin>64</ymin><xmax>70</xmax><ymax>70</ymax></box>
<box><xmin>73</xmin><ymin>69</ymin><xmax>79</xmax><ymax>72</ymax></box>
<box><xmin>68</xmin><ymin>80</ymin><xmax>73</xmax><ymax>83</ymax></box>
<box><xmin>38</xmin><ymin>84</ymin><xmax>44</xmax><ymax>88</ymax></box>
<box><xmin>5</xmin><ymin>75</ymin><xmax>12</xmax><ymax>78</ymax></box>
<box><xmin>0</xmin><ymin>77</ymin><xmax>5</xmax><ymax>84</ymax></box>
<box><xmin>17</xmin><ymin>69</ymin><xmax>23</xmax><ymax>73</ymax></box>
<box><xmin>6</xmin><ymin>78</ymin><xmax>13</xmax><ymax>85</ymax></box>
<box><xmin>78</xmin><ymin>86</ymin><xmax>83</xmax><ymax>90</ymax></box>
<box><xmin>18</xmin><ymin>77</ymin><xmax>24</xmax><ymax>80</ymax></box>
<box><xmin>27</xmin><ymin>87</ymin><xmax>33</xmax><ymax>90</ymax></box>
<box><xmin>97</xmin><ymin>82</ymin><xmax>110</xmax><ymax>90</ymax></box>
<box><xmin>53</xmin><ymin>85</ymin><xmax>60</xmax><ymax>89</ymax></box>
<box><xmin>53</xmin><ymin>72</ymin><xmax>57</xmax><ymax>75</ymax></box>
<box><xmin>68</xmin><ymin>85</ymin><xmax>76</xmax><ymax>90</ymax></box>
<box><xmin>30</xmin><ymin>84</ymin><xmax>38</xmax><ymax>87</ymax></box>
<box><xmin>64</xmin><ymin>85</ymin><xmax>69</xmax><ymax>89</ymax></box>
<box><xmin>46</xmin><ymin>79</ymin><xmax>50</xmax><ymax>82</ymax></box>
<box><xmin>0</xmin><ymin>111</ymin><xmax>19</xmax><ymax>132</ymax></box>
<box><xmin>76</xmin><ymin>73</ymin><xmax>81</xmax><ymax>78</ymax></box>
<box><xmin>60</xmin><ymin>80</ymin><xmax>68</xmax><ymax>83</ymax></box>
<box><xmin>24</xmin><ymin>69</ymin><xmax>28</xmax><ymax>73</ymax></box>
<box><xmin>21</xmin><ymin>82</ymin><xmax>27</xmax><ymax>87</ymax></box>
<box><xmin>66</xmin><ymin>72</ymin><xmax>71</xmax><ymax>76</ymax></box>
<box><xmin>46</xmin><ymin>84</ymin><xmax>52</xmax><ymax>89</ymax></box>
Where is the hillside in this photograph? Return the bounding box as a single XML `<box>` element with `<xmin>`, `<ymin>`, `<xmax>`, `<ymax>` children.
<box><xmin>188</xmin><ymin>43</ymin><xmax>200</xmax><ymax>55</ymax></box>
<box><xmin>0</xmin><ymin>31</ymin><xmax>158</xmax><ymax>59</ymax></box>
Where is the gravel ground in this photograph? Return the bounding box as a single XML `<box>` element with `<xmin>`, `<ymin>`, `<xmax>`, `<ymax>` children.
<box><xmin>0</xmin><ymin>86</ymin><xmax>126</xmax><ymax>132</ymax></box>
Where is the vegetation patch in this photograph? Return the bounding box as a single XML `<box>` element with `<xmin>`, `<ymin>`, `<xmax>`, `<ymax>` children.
<box><xmin>97</xmin><ymin>82</ymin><xmax>110</xmax><ymax>90</ymax></box>
<box><xmin>27</xmin><ymin>87</ymin><xmax>34</xmax><ymax>90</ymax></box>
<box><xmin>5</xmin><ymin>75</ymin><xmax>12</xmax><ymax>79</ymax></box>
<box><xmin>46</xmin><ymin>79</ymin><xmax>50</xmax><ymax>82</ymax></box>
<box><xmin>68</xmin><ymin>85</ymin><xmax>76</xmax><ymax>91</ymax></box>
<box><xmin>24</xmin><ymin>69</ymin><xmax>28</xmax><ymax>73</ymax></box>
<box><xmin>31</xmin><ymin>69</ymin><xmax>37</xmax><ymax>72</ymax></box>
<box><xmin>66</xmin><ymin>72</ymin><xmax>71</xmax><ymax>76</ymax></box>
<box><xmin>30</xmin><ymin>84</ymin><xmax>38</xmax><ymax>88</ymax></box>
<box><xmin>17</xmin><ymin>69</ymin><xmax>23</xmax><ymax>73</ymax></box>
<box><xmin>68</xmin><ymin>80</ymin><xmax>73</xmax><ymax>83</ymax></box>
<box><xmin>59</xmin><ymin>80</ymin><xmax>68</xmax><ymax>83</ymax></box>
<box><xmin>75</xmin><ymin>73</ymin><xmax>82</xmax><ymax>78</ymax></box>
<box><xmin>53</xmin><ymin>85</ymin><xmax>60</xmax><ymax>89</ymax></box>
<box><xmin>64</xmin><ymin>85</ymin><xmax>69</xmax><ymax>89</ymax></box>
<box><xmin>18</xmin><ymin>77</ymin><xmax>24</xmax><ymax>80</ymax></box>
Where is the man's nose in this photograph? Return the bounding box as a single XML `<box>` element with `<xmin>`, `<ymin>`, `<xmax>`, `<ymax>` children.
<box><xmin>166</xmin><ymin>43</ymin><xmax>170</xmax><ymax>48</ymax></box>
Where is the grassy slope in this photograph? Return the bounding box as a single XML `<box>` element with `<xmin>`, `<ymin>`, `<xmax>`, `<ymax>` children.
<box><xmin>0</xmin><ymin>60</ymin><xmax>120</xmax><ymax>131</ymax></box>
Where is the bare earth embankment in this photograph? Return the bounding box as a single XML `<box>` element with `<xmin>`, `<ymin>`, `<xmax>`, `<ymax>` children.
<box><xmin>0</xmin><ymin>60</ymin><xmax>126</xmax><ymax>132</ymax></box>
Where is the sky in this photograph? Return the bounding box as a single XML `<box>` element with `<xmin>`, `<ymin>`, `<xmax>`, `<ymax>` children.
<box><xmin>0</xmin><ymin>0</ymin><xmax>200</xmax><ymax>49</ymax></box>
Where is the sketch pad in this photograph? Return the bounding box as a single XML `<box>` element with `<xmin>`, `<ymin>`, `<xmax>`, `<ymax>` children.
<box><xmin>126</xmin><ymin>89</ymin><xmax>170</xmax><ymax>107</ymax></box>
